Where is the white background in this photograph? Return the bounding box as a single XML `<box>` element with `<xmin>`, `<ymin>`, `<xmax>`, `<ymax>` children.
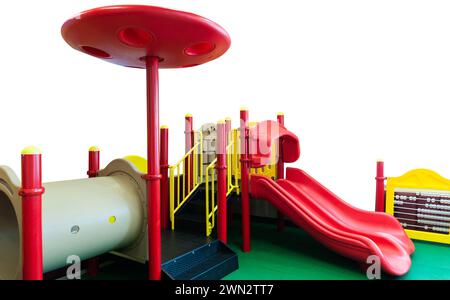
<box><xmin>1</xmin><ymin>1</ymin><xmax>449</xmax><ymax>210</ymax></box>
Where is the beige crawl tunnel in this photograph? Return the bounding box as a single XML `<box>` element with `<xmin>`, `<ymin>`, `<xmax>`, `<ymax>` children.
<box><xmin>0</xmin><ymin>159</ymin><xmax>148</xmax><ymax>280</ymax></box>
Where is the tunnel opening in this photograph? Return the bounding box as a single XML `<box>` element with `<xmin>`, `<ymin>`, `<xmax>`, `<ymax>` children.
<box><xmin>0</xmin><ymin>190</ymin><xmax>20</xmax><ymax>279</ymax></box>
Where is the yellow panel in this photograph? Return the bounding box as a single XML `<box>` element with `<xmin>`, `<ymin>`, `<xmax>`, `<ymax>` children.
<box><xmin>386</xmin><ymin>169</ymin><xmax>450</xmax><ymax>244</ymax></box>
<box><xmin>123</xmin><ymin>155</ymin><xmax>147</xmax><ymax>173</ymax></box>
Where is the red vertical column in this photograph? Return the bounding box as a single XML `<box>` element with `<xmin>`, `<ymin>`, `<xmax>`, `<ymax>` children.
<box><xmin>240</xmin><ymin>108</ymin><xmax>251</xmax><ymax>252</ymax></box>
<box><xmin>20</xmin><ymin>146</ymin><xmax>45</xmax><ymax>280</ymax></box>
<box><xmin>145</xmin><ymin>56</ymin><xmax>161</xmax><ymax>280</ymax></box>
<box><xmin>225</xmin><ymin>117</ymin><xmax>233</xmax><ymax>225</ymax></box>
<box><xmin>160</xmin><ymin>126</ymin><xmax>169</xmax><ymax>230</ymax></box>
<box><xmin>185</xmin><ymin>114</ymin><xmax>194</xmax><ymax>193</ymax></box>
<box><xmin>276</xmin><ymin>113</ymin><xmax>286</xmax><ymax>232</ymax></box>
<box><xmin>375</xmin><ymin>160</ymin><xmax>386</xmax><ymax>213</ymax></box>
<box><xmin>217</xmin><ymin>121</ymin><xmax>228</xmax><ymax>243</ymax></box>
<box><xmin>86</xmin><ymin>146</ymin><xmax>100</xmax><ymax>276</ymax></box>
<box><xmin>225</xmin><ymin>117</ymin><xmax>232</xmax><ymax>143</ymax></box>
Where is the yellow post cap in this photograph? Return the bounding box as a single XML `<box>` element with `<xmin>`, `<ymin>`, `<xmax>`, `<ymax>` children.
<box><xmin>185</xmin><ymin>113</ymin><xmax>193</xmax><ymax>118</ymax></box>
<box><xmin>89</xmin><ymin>146</ymin><xmax>100</xmax><ymax>152</ymax></box>
<box><xmin>377</xmin><ymin>158</ymin><xmax>384</xmax><ymax>163</ymax></box>
<box><xmin>161</xmin><ymin>125</ymin><xmax>169</xmax><ymax>129</ymax></box>
<box><xmin>225</xmin><ymin>117</ymin><xmax>232</xmax><ymax>121</ymax></box>
<box><xmin>21</xmin><ymin>146</ymin><xmax>41</xmax><ymax>155</ymax></box>
<box><xmin>277</xmin><ymin>112</ymin><xmax>285</xmax><ymax>116</ymax></box>
<box><xmin>217</xmin><ymin>119</ymin><xmax>226</xmax><ymax>125</ymax></box>
<box><xmin>240</xmin><ymin>106</ymin><xmax>248</xmax><ymax>111</ymax></box>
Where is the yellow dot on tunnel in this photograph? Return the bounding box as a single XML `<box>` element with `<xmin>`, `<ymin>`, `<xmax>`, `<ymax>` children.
<box><xmin>109</xmin><ymin>216</ymin><xmax>117</xmax><ymax>224</ymax></box>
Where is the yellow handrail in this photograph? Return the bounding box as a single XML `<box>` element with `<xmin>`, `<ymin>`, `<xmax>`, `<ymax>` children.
<box><xmin>205</xmin><ymin>159</ymin><xmax>217</xmax><ymax>236</ymax></box>
<box><xmin>205</xmin><ymin>131</ymin><xmax>240</xmax><ymax>236</ymax></box>
<box><xmin>169</xmin><ymin>125</ymin><xmax>277</xmax><ymax>236</ymax></box>
<box><xmin>169</xmin><ymin>131</ymin><xmax>203</xmax><ymax>230</ymax></box>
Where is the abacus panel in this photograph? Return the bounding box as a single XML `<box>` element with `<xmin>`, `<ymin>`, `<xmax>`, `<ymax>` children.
<box><xmin>393</xmin><ymin>188</ymin><xmax>450</xmax><ymax>235</ymax></box>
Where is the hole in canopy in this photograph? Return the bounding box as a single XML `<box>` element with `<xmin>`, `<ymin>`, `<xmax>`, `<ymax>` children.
<box><xmin>184</xmin><ymin>42</ymin><xmax>215</xmax><ymax>56</ymax></box>
<box><xmin>81</xmin><ymin>46</ymin><xmax>111</xmax><ymax>59</ymax></box>
<box><xmin>118</xmin><ymin>27</ymin><xmax>153</xmax><ymax>48</ymax></box>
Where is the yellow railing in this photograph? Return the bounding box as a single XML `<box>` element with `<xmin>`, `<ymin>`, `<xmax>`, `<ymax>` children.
<box><xmin>169</xmin><ymin>131</ymin><xmax>203</xmax><ymax>230</ymax></box>
<box><xmin>205</xmin><ymin>130</ymin><xmax>241</xmax><ymax>236</ymax></box>
<box><xmin>205</xmin><ymin>159</ymin><xmax>218</xmax><ymax>236</ymax></box>
<box><xmin>169</xmin><ymin>126</ymin><xmax>277</xmax><ymax>236</ymax></box>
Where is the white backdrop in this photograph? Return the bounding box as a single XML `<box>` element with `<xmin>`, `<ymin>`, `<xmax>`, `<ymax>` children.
<box><xmin>1</xmin><ymin>1</ymin><xmax>449</xmax><ymax>210</ymax></box>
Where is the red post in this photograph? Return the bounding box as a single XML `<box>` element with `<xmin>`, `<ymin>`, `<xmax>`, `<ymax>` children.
<box><xmin>185</xmin><ymin>114</ymin><xmax>194</xmax><ymax>193</ymax></box>
<box><xmin>217</xmin><ymin>121</ymin><xmax>228</xmax><ymax>243</ymax></box>
<box><xmin>240</xmin><ymin>108</ymin><xmax>251</xmax><ymax>252</ymax></box>
<box><xmin>160</xmin><ymin>126</ymin><xmax>169</xmax><ymax>230</ymax></box>
<box><xmin>225</xmin><ymin>117</ymin><xmax>233</xmax><ymax>225</ymax></box>
<box><xmin>276</xmin><ymin>113</ymin><xmax>286</xmax><ymax>232</ymax></box>
<box><xmin>86</xmin><ymin>146</ymin><xmax>100</xmax><ymax>276</ymax></box>
<box><xmin>375</xmin><ymin>160</ymin><xmax>386</xmax><ymax>213</ymax></box>
<box><xmin>144</xmin><ymin>56</ymin><xmax>161</xmax><ymax>280</ymax></box>
<box><xmin>19</xmin><ymin>146</ymin><xmax>45</xmax><ymax>280</ymax></box>
<box><xmin>225</xmin><ymin>117</ymin><xmax>232</xmax><ymax>143</ymax></box>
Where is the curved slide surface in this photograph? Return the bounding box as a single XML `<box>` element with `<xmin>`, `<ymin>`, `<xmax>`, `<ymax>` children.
<box><xmin>251</xmin><ymin>168</ymin><xmax>414</xmax><ymax>276</ymax></box>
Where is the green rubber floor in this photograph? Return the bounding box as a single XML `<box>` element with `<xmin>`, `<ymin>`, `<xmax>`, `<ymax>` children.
<box><xmin>224</xmin><ymin>221</ymin><xmax>450</xmax><ymax>280</ymax></box>
<box><xmin>84</xmin><ymin>220</ymin><xmax>450</xmax><ymax>280</ymax></box>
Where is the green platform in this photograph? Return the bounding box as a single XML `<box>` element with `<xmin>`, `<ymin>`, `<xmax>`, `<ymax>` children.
<box><xmin>84</xmin><ymin>220</ymin><xmax>450</xmax><ymax>280</ymax></box>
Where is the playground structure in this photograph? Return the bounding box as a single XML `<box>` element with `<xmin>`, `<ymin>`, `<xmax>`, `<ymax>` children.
<box><xmin>376</xmin><ymin>164</ymin><xmax>450</xmax><ymax>245</ymax></box>
<box><xmin>0</xmin><ymin>5</ymin><xmax>419</xmax><ymax>280</ymax></box>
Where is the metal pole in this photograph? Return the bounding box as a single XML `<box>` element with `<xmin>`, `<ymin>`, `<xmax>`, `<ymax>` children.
<box><xmin>375</xmin><ymin>160</ymin><xmax>386</xmax><ymax>213</ymax></box>
<box><xmin>240</xmin><ymin>108</ymin><xmax>251</xmax><ymax>252</ymax></box>
<box><xmin>225</xmin><ymin>117</ymin><xmax>233</xmax><ymax>225</ymax></box>
<box><xmin>217</xmin><ymin>121</ymin><xmax>228</xmax><ymax>243</ymax></box>
<box><xmin>20</xmin><ymin>146</ymin><xmax>45</xmax><ymax>280</ymax></box>
<box><xmin>145</xmin><ymin>56</ymin><xmax>161</xmax><ymax>280</ymax></box>
<box><xmin>276</xmin><ymin>113</ymin><xmax>286</xmax><ymax>232</ymax></box>
<box><xmin>86</xmin><ymin>146</ymin><xmax>100</xmax><ymax>276</ymax></box>
<box><xmin>185</xmin><ymin>114</ymin><xmax>194</xmax><ymax>194</ymax></box>
<box><xmin>160</xmin><ymin>126</ymin><xmax>169</xmax><ymax>230</ymax></box>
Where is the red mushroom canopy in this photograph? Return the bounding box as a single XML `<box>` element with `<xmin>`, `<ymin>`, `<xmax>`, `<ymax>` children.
<box><xmin>61</xmin><ymin>5</ymin><xmax>231</xmax><ymax>69</ymax></box>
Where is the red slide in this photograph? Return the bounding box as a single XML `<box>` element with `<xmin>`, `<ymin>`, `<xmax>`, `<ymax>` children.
<box><xmin>251</xmin><ymin>168</ymin><xmax>414</xmax><ymax>276</ymax></box>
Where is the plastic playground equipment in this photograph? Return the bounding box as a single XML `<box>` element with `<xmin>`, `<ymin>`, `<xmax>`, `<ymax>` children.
<box><xmin>0</xmin><ymin>4</ymin><xmax>416</xmax><ymax>280</ymax></box>
<box><xmin>376</xmin><ymin>164</ymin><xmax>450</xmax><ymax>245</ymax></box>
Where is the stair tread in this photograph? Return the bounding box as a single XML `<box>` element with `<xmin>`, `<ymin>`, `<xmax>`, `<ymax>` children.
<box><xmin>162</xmin><ymin>240</ymin><xmax>238</xmax><ymax>280</ymax></box>
<box><xmin>176</xmin><ymin>252</ymin><xmax>235</xmax><ymax>279</ymax></box>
